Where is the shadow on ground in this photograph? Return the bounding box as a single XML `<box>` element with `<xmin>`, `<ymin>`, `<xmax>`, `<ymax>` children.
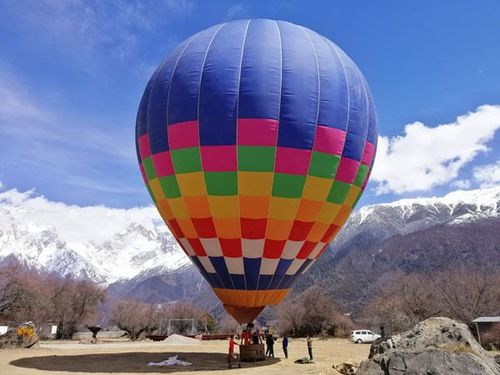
<box><xmin>10</xmin><ymin>351</ymin><xmax>280</xmax><ymax>372</ymax></box>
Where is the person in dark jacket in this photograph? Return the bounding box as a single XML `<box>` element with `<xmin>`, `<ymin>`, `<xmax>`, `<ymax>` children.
<box><xmin>265</xmin><ymin>333</ymin><xmax>275</xmax><ymax>358</ymax></box>
<box><xmin>306</xmin><ymin>336</ymin><xmax>313</xmax><ymax>360</ymax></box>
<box><xmin>282</xmin><ymin>334</ymin><xmax>288</xmax><ymax>358</ymax></box>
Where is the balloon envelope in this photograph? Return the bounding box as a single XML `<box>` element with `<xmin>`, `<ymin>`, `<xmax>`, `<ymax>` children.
<box><xmin>136</xmin><ymin>19</ymin><xmax>377</xmax><ymax>323</ymax></box>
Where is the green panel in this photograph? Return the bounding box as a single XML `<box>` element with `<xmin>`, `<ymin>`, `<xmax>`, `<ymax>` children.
<box><xmin>353</xmin><ymin>164</ymin><xmax>369</xmax><ymax>187</ymax></box>
<box><xmin>142</xmin><ymin>158</ymin><xmax>156</xmax><ymax>180</ymax></box>
<box><xmin>205</xmin><ymin>172</ymin><xmax>238</xmax><ymax>196</ymax></box>
<box><xmin>272</xmin><ymin>173</ymin><xmax>306</xmax><ymax>198</ymax></box>
<box><xmin>308</xmin><ymin>152</ymin><xmax>340</xmax><ymax>178</ymax></box>
<box><xmin>238</xmin><ymin>146</ymin><xmax>275</xmax><ymax>172</ymax></box>
<box><xmin>327</xmin><ymin>180</ymin><xmax>351</xmax><ymax>204</ymax></box>
<box><xmin>159</xmin><ymin>176</ymin><xmax>181</xmax><ymax>198</ymax></box>
<box><xmin>171</xmin><ymin>147</ymin><xmax>202</xmax><ymax>173</ymax></box>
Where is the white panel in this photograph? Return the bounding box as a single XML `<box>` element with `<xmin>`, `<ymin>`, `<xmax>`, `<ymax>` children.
<box><xmin>260</xmin><ymin>258</ymin><xmax>280</xmax><ymax>275</ymax></box>
<box><xmin>286</xmin><ymin>258</ymin><xmax>306</xmax><ymax>275</ymax></box>
<box><xmin>197</xmin><ymin>256</ymin><xmax>216</xmax><ymax>273</ymax></box>
<box><xmin>225</xmin><ymin>257</ymin><xmax>244</xmax><ymax>274</ymax></box>
<box><xmin>179</xmin><ymin>238</ymin><xmax>195</xmax><ymax>256</ymax></box>
<box><xmin>281</xmin><ymin>240</ymin><xmax>304</xmax><ymax>259</ymax></box>
<box><xmin>309</xmin><ymin>242</ymin><xmax>326</xmax><ymax>259</ymax></box>
<box><xmin>241</xmin><ymin>239</ymin><xmax>264</xmax><ymax>258</ymax></box>
<box><xmin>200</xmin><ymin>238</ymin><xmax>223</xmax><ymax>257</ymax></box>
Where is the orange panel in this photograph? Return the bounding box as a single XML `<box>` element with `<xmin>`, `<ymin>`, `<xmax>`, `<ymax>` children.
<box><xmin>306</xmin><ymin>221</ymin><xmax>330</xmax><ymax>242</ymax></box>
<box><xmin>183</xmin><ymin>195</ymin><xmax>211</xmax><ymax>218</ymax></box>
<box><xmin>156</xmin><ymin>199</ymin><xmax>174</xmax><ymax>220</ymax></box>
<box><xmin>239</xmin><ymin>195</ymin><xmax>270</xmax><ymax>218</ymax></box>
<box><xmin>208</xmin><ymin>195</ymin><xmax>239</xmax><ymax>218</ymax></box>
<box><xmin>175</xmin><ymin>217</ymin><xmax>198</xmax><ymax>238</ymax></box>
<box><xmin>295</xmin><ymin>199</ymin><xmax>323</xmax><ymax>221</ymax></box>
<box><xmin>333</xmin><ymin>205</ymin><xmax>352</xmax><ymax>226</ymax></box>
<box><xmin>266</xmin><ymin>218</ymin><xmax>294</xmax><ymax>241</ymax></box>
<box><xmin>166</xmin><ymin>197</ymin><xmax>189</xmax><ymax>219</ymax></box>
<box><xmin>213</xmin><ymin>217</ymin><xmax>241</xmax><ymax>238</ymax></box>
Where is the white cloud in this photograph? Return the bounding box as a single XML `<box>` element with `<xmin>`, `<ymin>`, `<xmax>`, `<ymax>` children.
<box><xmin>371</xmin><ymin>105</ymin><xmax>500</xmax><ymax>194</ymax></box>
<box><xmin>473</xmin><ymin>160</ymin><xmax>500</xmax><ymax>188</ymax></box>
<box><xmin>450</xmin><ymin>179</ymin><xmax>472</xmax><ymax>189</ymax></box>
<box><xmin>0</xmin><ymin>188</ymin><xmax>159</xmax><ymax>244</ymax></box>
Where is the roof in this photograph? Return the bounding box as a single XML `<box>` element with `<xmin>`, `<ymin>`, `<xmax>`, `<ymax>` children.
<box><xmin>472</xmin><ymin>316</ymin><xmax>500</xmax><ymax>323</ymax></box>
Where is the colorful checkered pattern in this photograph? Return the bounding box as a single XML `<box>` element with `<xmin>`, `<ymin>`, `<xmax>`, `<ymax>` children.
<box><xmin>136</xmin><ymin>19</ymin><xmax>377</xmax><ymax>322</ymax></box>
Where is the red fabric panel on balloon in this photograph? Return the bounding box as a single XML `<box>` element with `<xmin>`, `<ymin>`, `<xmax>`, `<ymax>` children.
<box><xmin>335</xmin><ymin>157</ymin><xmax>361</xmax><ymax>183</ymax></box>
<box><xmin>321</xmin><ymin>224</ymin><xmax>340</xmax><ymax>243</ymax></box>
<box><xmin>168</xmin><ymin>121</ymin><xmax>199</xmax><ymax>149</ymax></box>
<box><xmin>192</xmin><ymin>217</ymin><xmax>217</xmax><ymax>238</ymax></box>
<box><xmin>275</xmin><ymin>147</ymin><xmax>311</xmax><ymax>175</ymax></box>
<box><xmin>167</xmin><ymin>219</ymin><xmax>183</xmax><ymax>238</ymax></box>
<box><xmin>288</xmin><ymin>220</ymin><xmax>314</xmax><ymax>241</ymax></box>
<box><xmin>296</xmin><ymin>241</ymin><xmax>316</xmax><ymax>259</ymax></box>
<box><xmin>362</xmin><ymin>141</ymin><xmax>376</xmax><ymax>166</ymax></box>
<box><xmin>313</xmin><ymin>126</ymin><xmax>346</xmax><ymax>155</ymax></box>
<box><xmin>237</xmin><ymin>119</ymin><xmax>278</xmax><ymax>146</ymax></box>
<box><xmin>201</xmin><ymin>145</ymin><xmax>237</xmax><ymax>171</ymax></box>
<box><xmin>187</xmin><ymin>238</ymin><xmax>207</xmax><ymax>256</ymax></box>
<box><xmin>220</xmin><ymin>238</ymin><xmax>242</xmax><ymax>257</ymax></box>
<box><xmin>138</xmin><ymin>134</ymin><xmax>151</xmax><ymax>159</ymax></box>
<box><xmin>241</xmin><ymin>218</ymin><xmax>267</xmax><ymax>239</ymax></box>
<box><xmin>263</xmin><ymin>239</ymin><xmax>286</xmax><ymax>258</ymax></box>
<box><xmin>152</xmin><ymin>151</ymin><xmax>174</xmax><ymax>176</ymax></box>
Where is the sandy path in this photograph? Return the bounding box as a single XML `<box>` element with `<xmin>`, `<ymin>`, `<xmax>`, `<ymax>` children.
<box><xmin>0</xmin><ymin>338</ymin><xmax>370</xmax><ymax>375</ymax></box>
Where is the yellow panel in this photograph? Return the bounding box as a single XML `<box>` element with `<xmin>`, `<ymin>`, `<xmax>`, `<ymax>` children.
<box><xmin>183</xmin><ymin>195</ymin><xmax>211</xmax><ymax>218</ymax></box>
<box><xmin>302</xmin><ymin>176</ymin><xmax>332</xmax><ymax>201</ymax></box>
<box><xmin>268</xmin><ymin>197</ymin><xmax>300</xmax><ymax>220</ymax></box>
<box><xmin>148</xmin><ymin>178</ymin><xmax>165</xmax><ymax>201</ymax></box>
<box><xmin>213</xmin><ymin>217</ymin><xmax>241</xmax><ymax>238</ymax></box>
<box><xmin>175</xmin><ymin>218</ymin><xmax>197</xmax><ymax>238</ymax></box>
<box><xmin>296</xmin><ymin>199</ymin><xmax>323</xmax><ymax>222</ymax></box>
<box><xmin>238</xmin><ymin>172</ymin><xmax>273</xmax><ymax>196</ymax></box>
<box><xmin>176</xmin><ymin>172</ymin><xmax>206</xmax><ymax>196</ymax></box>
<box><xmin>266</xmin><ymin>218</ymin><xmax>294</xmax><ymax>240</ymax></box>
<box><xmin>167</xmin><ymin>197</ymin><xmax>189</xmax><ymax>219</ymax></box>
<box><xmin>239</xmin><ymin>195</ymin><xmax>270</xmax><ymax>219</ymax></box>
<box><xmin>317</xmin><ymin>202</ymin><xmax>342</xmax><ymax>224</ymax></box>
<box><xmin>208</xmin><ymin>195</ymin><xmax>239</xmax><ymax>218</ymax></box>
<box><xmin>345</xmin><ymin>185</ymin><xmax>361</xmax><ymax>207</ymax></box>
<box><xmin>306</xmin><ymin>221</ymin><xmax>329</xmax><ymax>242</ymax></box>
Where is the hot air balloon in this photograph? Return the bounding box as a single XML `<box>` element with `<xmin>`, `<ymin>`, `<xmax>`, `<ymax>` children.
<box><xmin>136</xmin><ymin>19</ymin><xmax>377</xmax><ymax>324</ymax></box>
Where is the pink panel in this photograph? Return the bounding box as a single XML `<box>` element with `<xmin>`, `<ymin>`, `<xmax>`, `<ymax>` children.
<box><xmin>138</xmin><ymin>134</ymin><xmax>151</xmax><ymax>160</ymax></box>
<box><xmin>139</xmin><ymin>163</ymin><xmax>148</xmax><ymax>184</ymax></box>
<box><xmin>314</xmin><ymin>126</ymin><xmax>346</xmax><ymax>155</ymax></box>
<box><xmin>362</xmin><ymin>141</ymin><xmax>376</xmax><ymax>166</ymax></box>
<box><xmin>201</xmin><ymin>145</ymin><xmax>237</xmax><ymax>171</ymax></box>
<box><xmin>238</xmin><ymin>119</ymin><xmax>278</xmax><ymax>146</ymax></box>
<box><xmin>168</xmin><ymin>121</ymin><xmax>199</xmax><ymax>149</ymax></box>
<box><xmin>275</xmin><ymin>147</ymin><xmax>311</xmax><ymax>175</ymax></box>
<box><xmin>335</xmin><ymin>157</ymin><xmax>360</xmax><ymax>183</ymax></box>
<box><xmin>152</xmin><ymin>151</ymin><xmax>174</xmax><ymax>176</ymax></box>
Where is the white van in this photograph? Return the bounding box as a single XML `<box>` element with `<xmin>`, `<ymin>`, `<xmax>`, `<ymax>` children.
<box><xmin>351</xmin><ymin>330</ymin><xmax>380</xmax><ymax>343</ymax></box>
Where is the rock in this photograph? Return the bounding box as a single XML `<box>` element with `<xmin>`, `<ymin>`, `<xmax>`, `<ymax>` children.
<box><xmin>358</xmin><ymin>317</ymin><xmax>500</xmax><ymax>375</ymax></box>
<box><xmin>0</xmin><ymin>321</ymin><xmax>39</xmax><ymax>349</ymax></box>
<box><xmin>334</xmin><ymin>359</ymin><xmax>359</xmax><ymax>374</ymax></box>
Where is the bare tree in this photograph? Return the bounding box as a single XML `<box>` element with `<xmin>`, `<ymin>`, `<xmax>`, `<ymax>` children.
<box><xmin>110</xmin><ymin>300</ymin><xmax>159</xmax><ymax>341</ymax></box>
<box><xmin>217</xmin><ymin>314</ymin><xmax>240</xmax><ymax>334</ymax></box>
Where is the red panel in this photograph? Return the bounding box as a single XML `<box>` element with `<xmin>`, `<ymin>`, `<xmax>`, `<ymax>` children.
<box><xmin>275</xmin><ymin>147</ymin><xmax>311</xmax><ymax>175</ymax></box>
<box><xmin>297</xmin><ymin>241</ymin><xmax>317</xmax><ymax>259</ymax></box>
<box><xmin>167</xmin><ymin>219</ymin><xmax>183</xmax><ymax>238</ymax></box>
<box><xmin>313</xmin><ymin>126</ymin><xmax>346</xmax><ymax>155</ymax></box>
<box><xmin>263</xmin><ymin>239</ymin><xmax>286</xmax><ymax>259</ymax></box>
<box><xmin>289</xmin><ymin>220</ymin><xmax>314</xmax><ymax>241</ymax></box>
<box><xmin>201</xmin><ymin>145</ymin><xmax>237</xmax><ymax>172</ymax></box>
<box><xmin>321</xmin><ymin>224</ymin><xmax>340</xmax><ymax>243</ymax></box>
<box><xmin>192</xmin><ymin>217</ymin><xmax>217</xmax><ymax>238</ymax></box>
<box><xmin>240</xmin><ymin>218</ymin><xmax>267</xmax><ymax>239</ymax></box>
<box><xmin>138</xmin><ymin>134</ymin><xmax>151</xmax><ymax>159</ymax></box>
<box><xmin>187</xmin><ymin>238</ymin><xmax>207</xmax><ymax>256</ymax></box>
<box><xmin>237</xmin><ymin>119</ymin><xmax>278</xmax><ymax>146</ymax></box>
<box><xmin>168</xmin><ymin>121</ymin><xmax>199</xmax><ymax>149</ymax></box>
<box><xmin>152</xmin><ymin>151</ymin><xmax>174</xmax><ymax>176</ymax></box>
<box><xmin>219</xmin><ymin>238</ymin><xmax>242</xmax><ymax>257</ymax></box>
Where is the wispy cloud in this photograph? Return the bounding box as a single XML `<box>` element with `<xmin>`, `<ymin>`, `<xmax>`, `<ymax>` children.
<box><xmin>473</xmin><ymin>160</ymin><xmax>500</xmax><ymax>188</ymax></box>
<box><xmin>371</xmin><ymin>105</ymin><xmax>500</xmax><ymax>194</ymax></box>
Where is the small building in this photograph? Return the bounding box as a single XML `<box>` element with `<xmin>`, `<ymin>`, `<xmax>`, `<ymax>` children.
<box><xmin>472</xmin><ymin>316</ymin><xmax>500</xmax><ymax>348</ymax></box>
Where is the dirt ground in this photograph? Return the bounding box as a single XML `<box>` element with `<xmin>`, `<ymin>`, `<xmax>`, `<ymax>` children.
<box><xmin>0</xmin><ymin>338</ymin><xmax>370</xmax><ymax>375</ymax></box>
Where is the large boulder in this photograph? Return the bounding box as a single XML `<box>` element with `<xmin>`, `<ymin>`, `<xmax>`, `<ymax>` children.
<box><xmin>0</xmin><ymin>321</ymin><xmax>39</xmax><ymax>349</ymax></box>
<box><xmin>358</xmin><ymin>317</ymin><xmax>500</xmax><ymax>375</ymax></box>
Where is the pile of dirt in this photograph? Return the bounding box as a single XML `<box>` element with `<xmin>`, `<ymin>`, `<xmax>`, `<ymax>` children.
<box><xmin>358</xmin><ymin>317</ymin><xmax>500</xmax><ymax>375</ymax></box>
<box><xmin>164</xmin><ymin>334</ymin><xmax>200</xmax><ymax>345</ymax></box>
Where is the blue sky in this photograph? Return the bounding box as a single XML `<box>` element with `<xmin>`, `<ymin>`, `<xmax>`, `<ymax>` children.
<box><xmin>0</xmin><ymin>0</ymin><xmax>499</xmax><ymax>208</ymax></box>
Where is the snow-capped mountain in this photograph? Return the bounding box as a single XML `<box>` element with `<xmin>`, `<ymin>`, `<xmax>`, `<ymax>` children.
<box><xmin>332</xmin><ymin>185</ymin><xmax>500</xmax><ymax>252</ymax></box>
<box><xmin>0</xmin><ymin>189</ymin><xmax>189</xmax><ymax>283</ymax></box>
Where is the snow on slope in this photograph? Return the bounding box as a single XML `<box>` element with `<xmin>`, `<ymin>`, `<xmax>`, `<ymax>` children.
<box><xmin>0</xmin><ymin>189</ymin><xmax>189</xmax><ymax>283</ymax></box>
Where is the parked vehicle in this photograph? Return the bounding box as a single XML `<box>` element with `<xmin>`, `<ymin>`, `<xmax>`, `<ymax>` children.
<box><xmin>351</xmin><ymin>330</ymin><xmax>380</xmax><ymax>343</ymax></box>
